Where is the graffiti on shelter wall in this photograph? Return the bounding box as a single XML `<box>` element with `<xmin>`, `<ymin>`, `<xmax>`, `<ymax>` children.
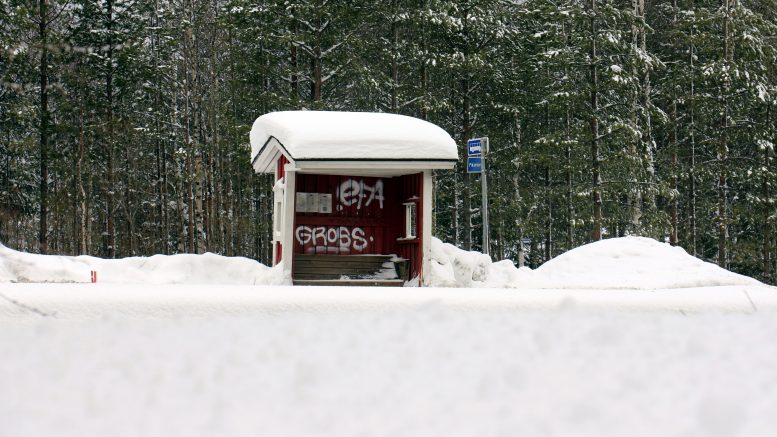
<box><xmin>295</xmin><ymin>225</ymin><xmax>373</xmax><ymax>253</ymax></box>
<box><xmin>337</xmin><ymin>179</ymin><xmax>384</xmax><ymax>210</ymax></box>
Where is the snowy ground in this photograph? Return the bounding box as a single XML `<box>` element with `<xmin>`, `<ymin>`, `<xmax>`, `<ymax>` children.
<box><xmin>2</xmin><ymin>285</ymin><xmax>777</xmax><ymax>437</ymax></box>
<box><xmin>1</xmin><ymin>284</ymin><xmax>777</xmax><ymax>319</ymax></box>
<box><xmin>2</xmin><ymin>237</ymin><xmax>776</xmax><ymax>436</ymax></box>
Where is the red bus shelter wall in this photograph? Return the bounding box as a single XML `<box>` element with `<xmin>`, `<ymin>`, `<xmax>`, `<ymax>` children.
<box><xmin>294</xmin><ymin>174</ymin><xmax>398</xmax><ymax>255</ymax></box>
<box><xmin>293</xmin><ymin>172</ymin><xmax>424</xmax><ymax>279</ymax></box>
<box><xmin>276</xmin><ymin>155</ymin><xmax>288</xmax><ymax>180</ymax></box>
<box><xmin>395</xmin><ymin>172</ymin><xmax>423</xmax><ymax>280</ymax></box>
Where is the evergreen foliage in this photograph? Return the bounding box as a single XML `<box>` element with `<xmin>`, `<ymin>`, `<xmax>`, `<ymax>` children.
<box><xmin>0</xmin><ymin>0</ymin><xmax>774</xmax><ymax>283</ymax></box>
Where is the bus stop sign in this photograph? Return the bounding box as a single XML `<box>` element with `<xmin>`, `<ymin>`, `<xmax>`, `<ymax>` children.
<box><xmin>468</xmin><ymin>137</ymin><xmax>488</xmax><ymax>156</ymax></box>
<box><xmin>467</xmin><ymin>156</ymin><xmax>482</xmax><ymax>173</ymax></box>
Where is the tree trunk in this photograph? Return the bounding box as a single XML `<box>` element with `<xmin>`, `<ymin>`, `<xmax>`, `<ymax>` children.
<box><xmin>52</xmin><ymin>176</ymin><xmax>58</xmax><ymax>252</ymax></box>
<box><xmin>461</xmin><ymin>82</ymin><xmax>472</xmax><ymax>251</ymax></box>
<box><xmin>104</xmin><ymin>0</ymin><xmax>116</xmax><ymax>258</ymax></box>
<box><xmin>460</xmin><ymin>6</ymin><xmax>472</xmax><ymax>251</ymax></box>
<box><xmin>311</xmin><ymin>14</ymin><xmax>322</xmax><ymax>103</ymax></box>
<box><xmin>718</xmin><ymin>0</ymin><xmax>731</xmax><ymax>268</ymax></box>
<box><xmin>390</xmin><ymin>0</ymin><xmax>399</xmax><ymax>113</ymax></box>
<box><xmin>183</xmin><ymin>21</ymin><xmax>195</xmax><ymax>253</ymax></box>
<box><xmin>544</xmin><ymin>166</ymin><xmax>552</xmax><ymax>261</ymax></box>
<box><xmin>763</xmin><ymin>148</ymin><xmax>772</xmax><ymax>281</ymax></box>
<box><xmin>77</xmin><ymin>100</ymin><xmax>87</xmax><ymax>255</ymax></box>
<box><xmin>544</xmin><ymin>96</ymin><xmax>552</xmax><ymax>260</ymax></box>
<box><xmin>290</xmin><ymin>9</ymin><xmax>299</xmax><ymax>103</ymax></box>
<box><xmin>590</xmin><ymin>0</ymin><xmax>602</xmax><ymax>241</ymax></box>
<box><xmin>687</xmin><ymin>25</ymin><xmax>697</xmax><ymax>256</ymax></box>
<box><xmin>38</xmin><ymin>0</ymin><xmax>49</xmax><ymax>254</ymax></box>
<box><xmin>670</xmin><ymin>100</ymin><xmax>679</xmax><ymax>245</ymax></box>
<box><xmin>670</xmin><ymin>0</ymin><xmax>679</xmax><ymax>245</ymax></box>
<box><xmin>513</xmin><ymin>111</ymin><xmax>524</xmax><ymax>267</ymax></box>
<box><xmin>639</xmin><ymin>0</ymin><xmax>655</xmax><ymax>218</ymax></box>
<box><xmin>186</xmin><ymin>136</ymin><xmax>195</xmax><ymax>253</ymax></box>
<box><xmin>763</xmin><ymin>105</ymin><xmax>772</xmax><ymax>282</ymax></box>
<box><xmin>419</xmin><ymin>58</ymin><xmax>428</xmax><ymax>120</ymax></box>
<box><xmin>498</xmin><ymin>221</ymin><xmax>505</xmax><ymax>261</ymax></box>
<box><xmin>207</xmin><ymin>34</ymin><xmax>218</xmax><ymax>254</ymax></box>
<box><xmin>452</xmin><ymin>174</ymin><xmax>459</xmax><ymax>246</ymax></box>
<box><xmin>530</xmin><ymin>239</ymin><xmax>539</xmax><ymax>269</ymax></box>
<box><xmin>629</xmin><ymin>0</ymin><xmax>642</xmax><ymax>231</ymax></box>
<box><xmin>564</xmin><ymin>22</ymin><xmax>574</xmax><ymax>250</ymax></box>
<box><xmin>123</xmin><ymin>141</ymin><xmax>134</xmax><ymax>255</ymax></box>
<box><xmin>516</xmin><ymin>224</ymin><xmax>525</xmax><ymax>268</ymax></box>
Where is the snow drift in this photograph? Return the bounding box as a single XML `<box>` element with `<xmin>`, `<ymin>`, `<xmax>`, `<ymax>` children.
<box><xmin>0</xmin><ymin>243</ymin><xmax>288</xmax><ymax>285</ymax></box>
<box><xmin>0</xmin><ymin>236</ymin><xmax>764</xmax><ymax>289</ymax></box>
<box><xmin>425</xmin><ymin>236</ymin><xmax>761</xmax><ymax>289</ymax></box>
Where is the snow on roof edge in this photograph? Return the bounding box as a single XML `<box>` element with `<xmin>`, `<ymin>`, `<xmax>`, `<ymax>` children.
<box><xmin>250</xmin><ymin>111</ymin><xmax>459</xmax><ymax>169</ymax></box>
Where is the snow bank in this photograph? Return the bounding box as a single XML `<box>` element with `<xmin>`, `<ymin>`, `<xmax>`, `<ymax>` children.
<box><xmin>0</xmin><ymin>242</ymin><xmax>288</xmax><ymax>285</ymax></box>
<box><xmin>533</xmin><ymin>237</ymin><xmax>760</xmax><ymax>289</ymax></box>
<box><xmin>426</xmin><ymin>236</ymin><xmax>762</xmax><ymax>289</ymax></box>
<box><xmin>1</xmin><ymin>236</ymin><xmax>764</xmax><ymax>289</ymax></box>
<box><xmin>0</xmin><ymin>243</ymin><xmax>94</xmax><ymax>283</ymax></box>
<box><xmin>426</xmin><ymin>237</ymin><xmax>534</xmax><ymax>288</ymax></box>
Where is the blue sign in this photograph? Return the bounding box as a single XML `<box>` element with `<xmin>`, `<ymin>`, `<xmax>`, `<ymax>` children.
<box><xmin>468</xmin><ymin>139</ymin><xmax>483</xmax><ymax>156</ymax></box>
<box><xmin>467</xmin><ymin>156</ymin><xmax>482</xmax><ymax>173</ymax></box>
<box><xmin>468</xmin><ymin>137</ymin><xmax>489</xmax><ymax>156</ymax></box>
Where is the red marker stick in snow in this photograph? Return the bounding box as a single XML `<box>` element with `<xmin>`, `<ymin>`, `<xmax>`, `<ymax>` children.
<box><xmin>90</xmin><ymin>271</ymin><xmax>97</xmax><ymax>283</ymax></box>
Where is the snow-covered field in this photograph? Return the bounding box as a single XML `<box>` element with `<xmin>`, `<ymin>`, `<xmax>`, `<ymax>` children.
<box><xmin>2</xmin><ymin>237</ymin><xmax>776</xmax><ymax>436</ymax></box>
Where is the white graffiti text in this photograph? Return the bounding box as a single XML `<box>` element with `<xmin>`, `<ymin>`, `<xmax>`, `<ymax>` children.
<box><xmin>338</xmin><ymin>179</ymin><xmax>384</xmax><ymax>210</ymax></box>
<box><xmin>295</xmin><ymin>226</ymin><xmax>370</xmax><ymax>252</ymax></box>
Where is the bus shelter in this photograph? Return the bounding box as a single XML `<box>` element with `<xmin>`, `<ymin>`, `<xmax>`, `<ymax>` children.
<box><xmin>250</xmin><ymin>111</ymin><xmax>458</xmax><ymax>286</ymax></box>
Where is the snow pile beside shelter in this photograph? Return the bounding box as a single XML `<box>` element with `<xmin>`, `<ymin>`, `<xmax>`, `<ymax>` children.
<box><xmin>0</xmin><ymin>243</ymin><xmax>288</xmax><ymax>285</ymax></box>
<box><xmin>533</xmin><ymin>237</ymin><xmax>760</xmax><ymax>289</ymax></box>
<box><xmin>426</xmin><ymin>238</ymin><xmax>535</xmax><ymax>288</ymax></box>
<box><xmin>426</xmin><ymin>236</ymin><xmax>762</xmax><ymax>289</ymax></box>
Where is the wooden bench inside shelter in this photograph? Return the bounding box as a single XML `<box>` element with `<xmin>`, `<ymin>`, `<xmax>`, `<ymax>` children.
<box><xmin>292</xmin><ymin>254</ymin><xmax>409</xmax><ymax>287</ymax></box>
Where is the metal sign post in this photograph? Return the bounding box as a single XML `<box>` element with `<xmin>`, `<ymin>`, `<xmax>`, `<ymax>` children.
<box><xmin>466</xmin><ymin>137</ymin><xmax>490</xmax><ymax>256</ymax></box>
<box><xmin>481</xmin><ymin>155</ymin><xmax>489</xmax><ymax>256</ymax></box>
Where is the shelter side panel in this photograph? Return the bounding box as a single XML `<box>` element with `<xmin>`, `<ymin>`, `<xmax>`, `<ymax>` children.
<box><xmin>293</xmin><ymin>174</ymin><xmax>401</xmax><ymax>255</ymax></box>
<box><xmin>395</xmin><ymin>173</ymin><xmax>423</xmax><ymax>279</ymax></box>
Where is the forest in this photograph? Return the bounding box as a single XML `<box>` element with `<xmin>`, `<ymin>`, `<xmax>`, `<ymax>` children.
<box><xmin>0</xmin><ymin>0</ymin><xmax>775</xmax><ymax>284</ymax></box>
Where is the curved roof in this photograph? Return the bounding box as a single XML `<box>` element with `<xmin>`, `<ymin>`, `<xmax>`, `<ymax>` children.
<box><xmin>250</xmin><ymin>111</ymin><xmax>458</xmax><ymax>173</ymax></box>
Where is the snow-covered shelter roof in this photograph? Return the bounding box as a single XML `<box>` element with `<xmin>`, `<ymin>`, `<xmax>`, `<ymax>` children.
<box><xmin>250</xmin><ymin>111</ymin><xmax>458</xmax><ymax>174</ymax></box>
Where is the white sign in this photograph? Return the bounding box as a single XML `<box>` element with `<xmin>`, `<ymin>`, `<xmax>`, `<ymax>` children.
<box><xmin>296</xmin><ymin>193</ymin><xmax>308</xmax><ymax>212</ymax></box>
<box><xmin>296</xmin><ymin>192</ymin><xmax>332</xmax><ymax>213</ymax></box>
<box><xmin>319</xmin><ymin>194</ymin><xmax>332</xmax><ymax>214</ymax></box>
<box><xmin>306</xmin><ymin>193</ymin><xmax>319</xmax><ymax>213</ymax></box>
